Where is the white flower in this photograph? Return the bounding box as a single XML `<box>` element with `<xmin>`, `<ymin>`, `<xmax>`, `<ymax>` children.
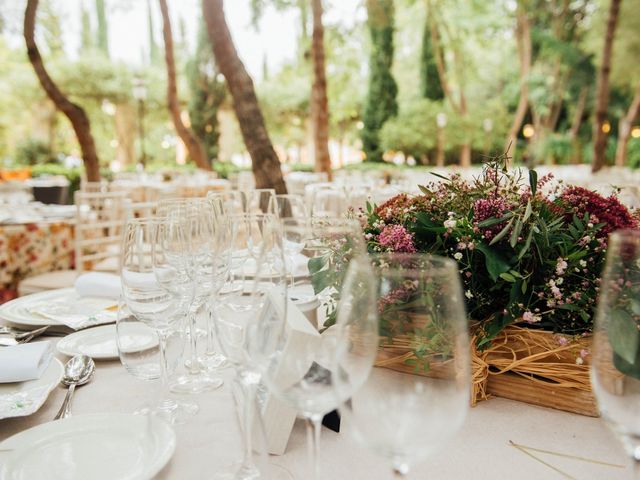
<box><xmin>556</xmin><ymin>277</ymin><xmax>564</xmax><ymax>285</ymax></box>
<box><xmin>444</xmin><ymin>219</ymin><xmax>457</xmax><ymax>229</ymax></box>
<box><xmin>579</xmin><ymin>260</ymin><xmax>587</xmax><ymax>267</ymax></box>
<box><xmin>454</xmin><ymin>252</ymin><xmax>463</xmax><ymax>261</ymax></box>
<box><xmin>575</xmin><ymin>357</ymin><xmax>584</xmax><ymax>365</ymax></box>
<box><xmin>465</xmin><ymin>290</ymin><xmax>474</xmax><ymax>299</ymax></box>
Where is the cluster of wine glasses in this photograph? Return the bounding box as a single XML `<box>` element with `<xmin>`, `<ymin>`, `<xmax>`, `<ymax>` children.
<box><xmin>119</xmin><ymin>187</ymin><xmax>473</xmax><ymax>479</ymax></box>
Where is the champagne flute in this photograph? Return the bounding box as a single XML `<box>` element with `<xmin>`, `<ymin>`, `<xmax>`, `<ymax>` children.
<box><xmin>335</xmin><ymin>253</ymin><xmax>470</xmax><ymax>477</ymax></box>
<box><xmin>212</xmin><ymin>213</ymin><xmax>290</xmax><ymax>479</ymax></box>
<box><xmin>268</xmin><ymin>194</ymin><xmax>308</xmax><ymax>219</ymax></box>
<box><xmin>121</xmin><ymin>217</ymin><xmax>198</xmax><ymax>424</ymax></box>
<box><xmin>591</xmin><ymin>229</ymin><xmax>640</xmax><ymax>477</ymax></box>
<box><xmin>247</xmin><ymin>188</ymin><xmax>276</xmax><ymax>214</ymax></box>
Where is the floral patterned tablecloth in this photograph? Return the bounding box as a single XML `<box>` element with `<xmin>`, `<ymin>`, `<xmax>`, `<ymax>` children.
<box><xmin>0</xmin><ymin>221</ymin><xmax>74</xmax><ymax>303</ymax></box>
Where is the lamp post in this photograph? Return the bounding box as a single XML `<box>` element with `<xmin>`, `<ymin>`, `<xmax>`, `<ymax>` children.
<box><xmin>132</xmin><ymin>76</ymin><xmax>147</xmax><ymax>168</ymax></box>
<box><xmin>436</xmin><ymin>112</ymin><xmax>447</xmax><ymax>167</ymax></box>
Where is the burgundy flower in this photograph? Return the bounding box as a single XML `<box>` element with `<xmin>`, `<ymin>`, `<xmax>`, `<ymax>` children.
<box><xmin>473</xmin><ymin>197</ymin><xmax>510</xmax><ymax>239</ymax></box>
<box><xmin>559</xmin><ymin>186</ymin><xmax>638</xmax><ymax>237</ymax></box>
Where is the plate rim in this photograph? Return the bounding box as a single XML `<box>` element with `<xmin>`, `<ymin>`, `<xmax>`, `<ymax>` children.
<box><xmin>0</xmin><ymin>357</ymin><xmax>64</xmax><ymax>420</ymax></box>
<box><xmin>56</xmin><ymin>324</ymin><xmax>119</xmax><ymax>360</ymax></box>
<box><xmin>0</xmin><ymin>288</ymin><xmax>78</xmax><ymax>328</ymax></box>
<box><xmin>0</xmin><ymin>413</ymin><xmax>176</xmax><ymax>480</ymax></box>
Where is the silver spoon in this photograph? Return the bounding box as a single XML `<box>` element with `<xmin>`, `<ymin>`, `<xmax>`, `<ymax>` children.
<box><xmin>54</xmin><ymin>354</ymin><xmax>95</xmax><ymax>420</ymax></box>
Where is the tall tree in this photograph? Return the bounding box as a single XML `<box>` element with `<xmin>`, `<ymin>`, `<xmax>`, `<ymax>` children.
<box><xmin>80</xmin><ymin>2</ymin><xmax>93</xmax><ymax>55</ymax></box>
<box><xmin>147</xmin><ymin>0</ymin><xmax>159</xmax><ymax>64</ymax></box>
<box><xmin>615</xmin><ymin>82</ymin><xmax>640</xmax><ymax>166</ymax></box>
<box><xmin>95</xmin><ymin>0</ymin><xmax>109</xmax><ymax>57</ymax></box>
<box><xmin>504</xmin><ymin>6</ymin><xmax>531</xmax><ymax>161</ymax></box>
<box><xmin>592</xmin><ymin>0</ymin><xmax>622</xmax><ymax>172</ymax></box>
<box><xmin>427</xmin><ymin>0</ymin><xmax>471</xmax><ymax>166</ymax></box>
<box><xmin>419</xmin><ymin>15</ymin><xmax>443</xmax><ymax>100</ymax></box>
<box><xmin>202</xmin><ymin>0</ymin><xmax>287</xmax><ymax>193</ymax></box>
<box><xmin>187</xmin><ymin>19</ymin><xmax>226</xmax><ymax>164</ymax></box>
<box><xmin>310</xmin><ymin>0</ymin><xmax>332</xmax><ymax>180</ymax></box>
<box><xmin>158</xmin><ymin>0</ymin><xmax>211</xmax><ymax>170</ymax></box>
<box><xmin>362</xmin><ymin>0</ymin><xmax>398</xmax><ymax>163</ymax></box>
<box><xmin>24</xmin><ymin>0</ymin><xmax>100</xmax><ymax>181</ymax></box>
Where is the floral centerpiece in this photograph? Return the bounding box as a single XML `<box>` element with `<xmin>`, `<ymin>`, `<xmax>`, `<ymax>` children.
<box><xmin>319</xmin><ymin>157</ymin><xmax>640</xmax><ymax>414</ymax></box>
<box><xmin>361</xmin><ymin>158</ymin><xmax>639</xmax><ymax>346</ymax></box>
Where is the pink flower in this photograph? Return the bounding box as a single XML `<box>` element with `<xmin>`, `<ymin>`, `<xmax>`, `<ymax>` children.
<box><xmin>377</xmin><ymin>224</ymin><xmax>417</xmax><ymax>253</ymax></box>
<box><xmin>473</xmin><ymin>197</ymin><xmax>511</xmax><ymax>239</ymax></box>
<box><xmin>556</xmin><ymin>258</ymin><xmax>568</xmax><ymax>276</ymax></box>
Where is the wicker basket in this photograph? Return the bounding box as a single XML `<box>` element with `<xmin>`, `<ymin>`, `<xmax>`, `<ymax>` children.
<box><xmin>374</xmin><ymin>324</ymin><xmax>601</xmax><ymax>417</ymax></box>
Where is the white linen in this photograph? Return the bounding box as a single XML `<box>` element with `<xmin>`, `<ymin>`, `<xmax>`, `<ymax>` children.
<box><xmin>74</xmin><ymin>272</ymin><xmax>121</xmax><ymax>300</ymax></box>
<box><xmin>0</xmin><ymin>341</ymin><xmax>53</xmax><ymax>383</ymax></box>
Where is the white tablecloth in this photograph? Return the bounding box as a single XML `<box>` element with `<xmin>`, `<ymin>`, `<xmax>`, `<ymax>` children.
<box><xmin>0</xmin><ymin>343</ymin><xmax>632</xmax><ymax>479</ymax></box>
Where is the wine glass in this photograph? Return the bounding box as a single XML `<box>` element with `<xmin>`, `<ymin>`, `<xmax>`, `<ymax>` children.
<box><xmin>310</xmin><ymin>185</ymin><xmax>348</xmax><ymax>217</ymax></box>
<box><xmin>252</xmin><ymin>217</ymin><xmax>369</xmax><ymax>479</ymax></box>
<box><xmin>120</xmin><ymin>217</ymin><xmax>198</xmax><ymax>424</ymax></box>
<box><xmin>335</xmin><ymin>253</ymin><xmax>470</xmax><ymax>477</ymax></box>
<box><xmin>268</xmin><ymin>194</ymin><xmax>308</xmax><ymax>219</ymax></box>
<box><xmin>206</xmin><ymin>190</ymin><xmax>245</xmax><ymax>216</ymax></box>
<box><xmin>591</xmin><ymin>229</ymin><xmax>640</xmax><ymax>476</ymax></box>
<box><xmin>212</xmin><ymin>213</ymin><xmax>291</xmax><ymax>479</ymax></box>
<box><xmin>247</xmin><ymin>188</ymin><xmax>276</xmax><ymax>214</ymax></box>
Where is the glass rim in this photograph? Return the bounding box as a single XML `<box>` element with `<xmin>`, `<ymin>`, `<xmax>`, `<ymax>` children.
<box><xmin>608</xmin><ymin>229</ymin><xmax>640</xmax><ymax>242</ymax></box>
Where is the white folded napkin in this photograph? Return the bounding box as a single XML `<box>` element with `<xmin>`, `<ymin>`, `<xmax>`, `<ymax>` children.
<box><xmin>289</xmin><ymin>254</ymin><xmax>310</xmax><ymax>277</ymax></box>
<box><xmin>74</xmin><ymin>272</ymin><xmax>122</xmax><ymax>300</ymax></box>
<box><xmin>0</xmin><ymin>341</ymin><xmax>53</xmax><ymax>383</ymax></box>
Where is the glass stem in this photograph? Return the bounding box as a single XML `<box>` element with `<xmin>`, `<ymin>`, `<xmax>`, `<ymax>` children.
<box><xmin>156</xmin><ymin>329</ymin><xmax>173</xmax><ymax>409</ymax></box>
<box><xmin>305</xmin><ymin>415</ymin><xmax>322</xmax><ymax>480</ymax></box>
<box><xmin>206</xmin><ymin>305</ymin><xmax>215</xmax><ymax>354</ymax></box>
<box><xmin>187</xmin><ymin>309</ymin><xmax>199</xmax><ymax>374</ymax></box>
<box><xmin>240</xmin><ymin>375</ymin><xmax>258</xmax><ymax>472</ymax></box>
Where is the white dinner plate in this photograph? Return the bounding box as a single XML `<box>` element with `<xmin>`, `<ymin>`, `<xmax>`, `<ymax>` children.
<box><xmin>56</xmin><ymin>324</ymin><xmax>158</xmax><ymax>360</ymax></box>
<box><xmin>0</xmin><ymin>413</ymin><xmax>176</xmax><ymax>480</ymax></box>
<box><xmin>0</xmin><ymin>358</ymin><xmax>63</xmax><ymax>420</ymax></box>
<box><xmin>0</xmin><ymin>288</ymin><xmax>117</xmax><ymax>330</ymax></box>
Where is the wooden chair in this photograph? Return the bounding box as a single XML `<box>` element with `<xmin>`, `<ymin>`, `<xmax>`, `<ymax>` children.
<box><xmin>17</xmin><ymin>191</ymin><xmax>128</xmax><ymax>296</ymax></box>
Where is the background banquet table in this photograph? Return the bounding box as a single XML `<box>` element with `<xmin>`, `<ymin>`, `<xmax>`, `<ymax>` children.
<box><xmin>0</xmin><ymin>221</ymin><xmax>74</xmax><ymax>302</ymax></box>
<box><xmin>0</xmin><ymin>342</ymin><xmax>632</xmax><ymax>480</ymax></box>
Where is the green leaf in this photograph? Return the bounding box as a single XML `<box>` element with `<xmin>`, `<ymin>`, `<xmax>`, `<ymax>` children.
<box><xmin>429</xmin><ymin>172</ymin><xmax>450</xmax><ymax>181</ymax></box>
<box><xmin>308</xmin><ymin>256</ymin><xmax>325</xmax><ymax>275</ymax></box>
<box><xmin>477</xmin><ymin>212</ymin><xmax>513</xmax><ymax>228</ymax></box>
<box><xmin>418</xmin><ymin>185</ymin><xmax>430</xmax><ymax>195</ymax></box>
<box><xmin>489</xmin><ymin>218</ymin><xmax>514</xmax><ymax>245</ymax></box>
<box><xmin>518</xmin><ymin>228</ymin><xmax>535</xmax><ymax>260</ymax></box>
<box><xmin>522</xmin><ymin>201</ymin><xmax>532</xmax><ymax>223</ymax></box>
<box><xmin>529</xmin><ymin>170</ymin><xmax>538</xmax><ymax>197</ymax></box>
<box><xmin>500</xmin><ymin>272</ymin><xmax>516</xmax><ymax>282</ymax></box>
<box><xmin>509</xmin><ymin>218</ymin><xmax>523</xmax><ymax>248</ymax></box>
<box><xmin>608</xmin><ymin>309</ymin><xmax>640</xmax><ymax>365</ymax></box>
<box><xmin>521</xmin><ymin>278</ymin><xmax>528</xmax><ymax>294</ymax></box>
<box><xmin>475</xmin><ymin>243</ymin><xmax>512</xmax><ymax>282</ymax></box>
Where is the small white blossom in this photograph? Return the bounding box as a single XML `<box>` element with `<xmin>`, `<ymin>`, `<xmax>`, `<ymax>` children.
<box><xmin>465</xmin><ymin>290</ymin><xmax>474</xmax><ymax>299</ymax></box>
<box><xmin>454</xmin><ymin>252</ymin><xmax>463</xmax><ymax>261</ymax></box>
<box><xmin>444</xmin><ymin>219</ymin><xmax>457</xmax><ymax>229</ymax></box>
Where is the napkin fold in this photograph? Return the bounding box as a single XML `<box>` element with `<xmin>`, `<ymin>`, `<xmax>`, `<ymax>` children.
<box><xmin>0</xmin><ymin>341</ymin><xmax>53</xmax><ymax>383</ymax></box>
<box><xmin>74</xmin><ymin>272</ymin><xmax>121</xmax><ymax>300</ymax></box>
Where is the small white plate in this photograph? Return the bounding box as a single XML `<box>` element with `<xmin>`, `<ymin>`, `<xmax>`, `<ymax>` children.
<box><xmin>0</xmin><ymin>288</ymin><xmax>117</xmax><ymax>330</ymax></box>
<box><xmin>57</xmin><ymin>324</ymin><xmax>158</xmax><ymax>360</ymax></box>
<box><xmin>0</xmin><ymin>358</ymin><xmax>63</xmax><ymax>420</ymax></box>
<box><xmin>0</xmin><ymin>413</ymin><xmax>176</xmax><ymax>480</ymax></box>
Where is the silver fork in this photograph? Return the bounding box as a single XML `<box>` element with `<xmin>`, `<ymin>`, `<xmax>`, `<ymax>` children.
<box><xmin>0</xmin><ymin>325</ymin><xmax>50</xmax><ymax>346</ymax></box>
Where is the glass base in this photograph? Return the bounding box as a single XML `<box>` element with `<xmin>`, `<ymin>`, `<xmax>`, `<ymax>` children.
<box><xmin>135</xmin><ymin>398</ymin><xmax>199</xmax><ymax>425</ymax></box>
<box><xmin>201</xmin><ymin>352</ymin><xmax>228</xmax><ymax>371</ymax></box>
<box><xmin>213</xmin><ymin>462</ymin><xmax>294</xmax><ymax>480</ymax></box>
<box><xmin>170</xmin><ymin>371</ymin><xmax>224</xmax><ymax>394</ymax></box>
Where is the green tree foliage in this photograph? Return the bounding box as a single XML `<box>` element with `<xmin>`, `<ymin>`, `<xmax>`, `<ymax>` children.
<box><xmin>186</xmin><ymin>20</ymin><xmax>226</xmax><ymax>164</ymax></box>
<box><xmin>419</xmin><ymin>18</ymin><xmax>443</xmax><ymax>100</ymax></box>
<box><xmin>80</xmin><ymin>3</ymin><xmax>93</xmax><ymax>55</ymax></box>
<box><xmin>362</xmin><ymin>0</ymin><xmax>399</xmax><ymax>162</ymax></box>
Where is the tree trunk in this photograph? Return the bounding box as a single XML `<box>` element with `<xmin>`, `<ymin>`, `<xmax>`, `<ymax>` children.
<box><xmin>24</xmin><ymin>0</ymin><xmax>100</xmax><ymax>181</ymax></box>
<box><xmin>505</xmin><ymin>8</ymin><xmax>531</xmax><ymax>162</ymax></box>
<box><xmin>202</xmin><ymin>0</ymin><xmax>286</xmax><ymax>193</ymax></box>
<box><xmin>569</xmin><ymin>86</ymin><xmax>588</xmax><ymax>164</ymax></box>
<box><xmin>310</xmin><ymin>0</ymin><xmax>332</xmax><ymax>181</ymax></box>
<box><xmin>615</xmin><ymin>82</ymin><xmax>640</xmax><ymax>167</ymax></box>
<box><xmin>427</xmin><ymin>0</ymin><xmax>455</xmax><ymax>112</ymax></box>
<box><xmin>158</xmin><ymin>0</ymin><xmax>211</xmax><ymax>171</ymax></box>
<box><xmin>592</xmin><ymin>0</ymin><xmax>622</xmax><ymax>173</ymax></box>
<box><xmin>115</xmin><ymin>103</ymin><xmax>136</xmax><ymax>167</ymax></box>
